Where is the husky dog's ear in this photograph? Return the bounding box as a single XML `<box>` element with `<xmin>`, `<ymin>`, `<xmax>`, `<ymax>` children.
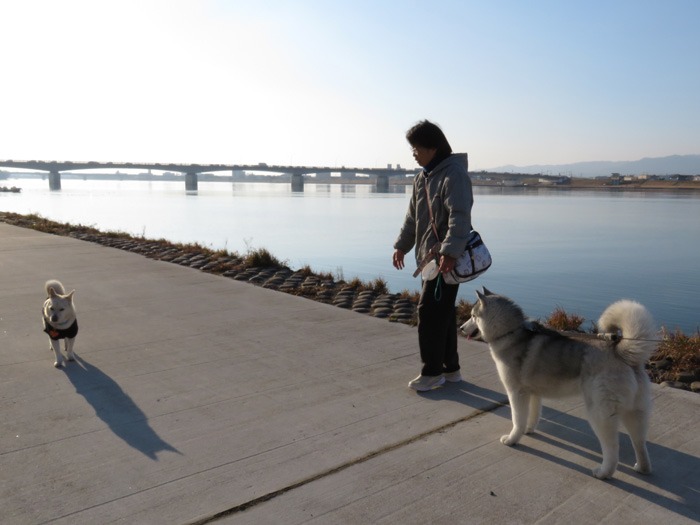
<box><xmin>476</xmin><ymin>290</ymin><xmax>486</xmax><ymax>301</ymax></box>
<box><xmin>482</xmin><ymin>287</ymin><xmax>494</xmax><ymax>296</ymax></box>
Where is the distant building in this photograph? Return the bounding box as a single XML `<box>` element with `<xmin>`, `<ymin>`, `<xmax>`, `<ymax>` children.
<box><xmin>609</xmin><ymin>173</ymin><xmax>622</xmax><ymax>186</ymax></box>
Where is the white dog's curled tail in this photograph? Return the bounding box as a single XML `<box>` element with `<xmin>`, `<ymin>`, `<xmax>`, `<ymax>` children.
<box><xmin>45</xmin><ymin>279</ymin><xmax>66</xmax><ymax>297</ymax></box>
<box><xmin>598</xmin><ymin>299</ymin><xmax>657</xmax><ymax>367</ymax></box>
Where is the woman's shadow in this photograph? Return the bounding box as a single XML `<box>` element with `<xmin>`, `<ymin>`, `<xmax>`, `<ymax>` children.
<box><xmin>63</xmin><ymin>355</ymin><xmax>181</xmax><ymax>461</ymax></box>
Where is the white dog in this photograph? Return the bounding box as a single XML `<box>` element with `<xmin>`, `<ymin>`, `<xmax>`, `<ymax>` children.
<box><xmin>42</xmin><ymin>280</ymin><xmax>78</xmax><ymax>367</ymax></box>
<box><xmin>460</xmin><ymin>288</ymin><xmax>657</xmax><ymax>479</ymax></box>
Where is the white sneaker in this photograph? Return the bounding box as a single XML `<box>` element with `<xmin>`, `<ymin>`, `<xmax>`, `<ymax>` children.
<box><xmin>444</xmin><ymin>370</ymin><xmax>462</xmax><ymax>383</ymax></box>
<box><xmin>408</xmin><ymin>374</ymin><xmax>445</xmax><ymax>391</ymax></box>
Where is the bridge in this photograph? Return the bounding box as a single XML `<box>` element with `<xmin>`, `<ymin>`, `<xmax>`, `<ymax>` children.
<box><xmin>0</xmin><ymin>160</ymin><xmax>417</xmax><ymax>191</ymax></box>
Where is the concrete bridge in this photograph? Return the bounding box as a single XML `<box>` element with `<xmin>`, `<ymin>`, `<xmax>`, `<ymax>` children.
<box><xmin>0</xmin><ymin>160</ymin><xmax>417</xmax><ymax>191</ymax></box>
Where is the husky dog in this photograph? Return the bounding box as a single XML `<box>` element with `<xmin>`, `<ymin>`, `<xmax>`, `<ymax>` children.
<box><xmin>42</xmin><ymin>280</ymin><xmax>78</xmax><ymax>367</ymax></box>
<box><xmin>460</xmin><ymin>288</ymin><xmax>657</xmax><ymax>479</ymax></box>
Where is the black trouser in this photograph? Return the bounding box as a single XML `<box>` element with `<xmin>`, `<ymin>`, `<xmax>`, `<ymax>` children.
<box><xmin>417</xmin><ymin>276</ymin><xmax>460</xmax><ymax>377</ymax></box>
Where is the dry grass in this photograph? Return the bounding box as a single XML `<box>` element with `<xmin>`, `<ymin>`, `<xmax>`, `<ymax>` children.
<box><xmin>544</xmin><ymin>306</ymin><xmax>586</xmax><ymax>331</ymax></box>
<box><xmin>369</xmin><ymin>277</ymin><xmax>389</xmax><ymax>295</ymax></box>
<box><xmin>648</xmin><ymin>329</ymin><xmax>700</xmax><ymax>383</ymax></box>
<box><xmin>343</xmin><ymin>277</ymin><xmax>364</xmax><ymax>290</ymax></box>
<box><xmin>244</xmin><ymin>247</ymin><xmax>281</xmax><ymax>268</ymax></box>
<box><xmin>456</xmin><ymin>298</ymin><xmax>474</xmax><ymax>323</ymax></box>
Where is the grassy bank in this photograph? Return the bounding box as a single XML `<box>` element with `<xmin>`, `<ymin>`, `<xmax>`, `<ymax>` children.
<box><xmin>1</xmin><ymin>211</ymin><xmax>697</xmax><ymax>391</ymax></box>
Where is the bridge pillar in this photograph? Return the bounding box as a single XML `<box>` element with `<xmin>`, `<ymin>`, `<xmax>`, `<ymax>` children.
<box><xmin>49</xmin><ymin>170</ymin><xmax>61</xmax><ymax>190</ymax></box>
<box><xmin>185</xmin><ymin>172</ymin><xmax>198</xmax><ymax>191</ymax></box>
<box><xmin>376</xmin><ymin>174</ymin><xmax>389</xmax><ymax>192</ymax></box>
<box><xmin>291</xmin><ymin>173</ymin><xmax>304</xmax><ymax>192</ymax></box>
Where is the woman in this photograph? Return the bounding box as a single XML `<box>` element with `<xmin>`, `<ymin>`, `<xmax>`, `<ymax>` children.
<box><xmin>393</xmin><ymin>120</ymin><xmax>473</xmax><ymax>391</ymax></box>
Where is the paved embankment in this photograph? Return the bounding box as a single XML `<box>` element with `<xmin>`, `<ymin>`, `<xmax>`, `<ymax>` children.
<box><xmin>1</xmin><ymin>222</ymin><xmax>698</xmax><ymax>524</ymax></box>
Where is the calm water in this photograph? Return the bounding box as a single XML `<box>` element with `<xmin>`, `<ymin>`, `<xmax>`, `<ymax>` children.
<box><xmin>2</xmin><ymin>177</ymin><xmax>699</xmax><ymax>333</ymax></box>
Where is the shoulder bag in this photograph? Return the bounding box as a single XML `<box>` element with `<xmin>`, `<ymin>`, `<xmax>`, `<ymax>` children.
<box><xmin>420</xmin><ymin>179</ymin><xmax>492</xmax><ymax>284</ymax></box>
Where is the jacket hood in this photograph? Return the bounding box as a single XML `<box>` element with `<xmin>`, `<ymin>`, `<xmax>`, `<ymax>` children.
<box><xmin>428</xmin><ymin>153</ymin><xmax>468</xmax><ymax>175</ymax></box>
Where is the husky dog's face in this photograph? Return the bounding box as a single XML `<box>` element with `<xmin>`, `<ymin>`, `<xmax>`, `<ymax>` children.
<box><xmin>460</xmin><ymin>288</ymin><xmax>525</xmax><ymax>342</ymax></box>
<box><xmin>460</xmin><ymin>288</ymin><xmax>494</xmax><ymax>339</ymax></box>
<box><xmin>44</xmin><ymin>289</ymin><xmax>76</xmax><ymax>328</ymax></box>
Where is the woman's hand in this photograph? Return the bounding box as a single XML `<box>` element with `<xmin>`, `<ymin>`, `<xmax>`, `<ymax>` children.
<box><xmin>392</xmin><ymin>249</ymin><xmax>405</xmax><ymax>270</ymax></box>
<box><xmin>439</xmin><ymin>254</ymin><xmax>456</xmax><ymax>274</ymax></box>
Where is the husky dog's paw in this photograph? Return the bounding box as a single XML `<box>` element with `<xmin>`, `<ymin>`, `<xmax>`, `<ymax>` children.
<box><xmin>634</xmin><ymin>462</ymin><xmax>652</xmax><ymax>475</ymax></box>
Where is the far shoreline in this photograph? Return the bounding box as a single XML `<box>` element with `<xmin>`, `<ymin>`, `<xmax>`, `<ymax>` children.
<box><xmin>2</xmin><ymin>171</ymin><xmax>700</xmax><ymax>192</ymax></box>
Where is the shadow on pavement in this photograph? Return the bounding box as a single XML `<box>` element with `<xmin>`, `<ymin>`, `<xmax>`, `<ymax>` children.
<box><xmin>425</xmin><ymin>381</ymin><xmax>699</xmax><ymax>522</ymax></box>
<box><xmin>63</xmin><ymin>355</ymin><xmax>182</xmax><ymax>461</ymax></box>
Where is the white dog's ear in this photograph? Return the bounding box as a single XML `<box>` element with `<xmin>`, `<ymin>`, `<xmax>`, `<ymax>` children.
<box><xmin>48</xmin><ymin>287</ymin><xmax>58</xmax><ymax>298</ymax></box>
<box><xmin>67</xmin><ymin>290</ymin><xmax>76</xmax><ymax>301</ymax></box>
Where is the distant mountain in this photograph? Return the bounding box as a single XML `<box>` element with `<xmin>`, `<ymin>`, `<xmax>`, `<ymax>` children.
<box><xmin>486</xmin><ymin>154</ymin><xmax>700</xmax><ymax>178</ymax></box>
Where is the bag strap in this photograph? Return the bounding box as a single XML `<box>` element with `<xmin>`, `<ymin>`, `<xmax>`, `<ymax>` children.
<box><xmin>423</xmin><ymin>177</ymin><xmax>442</xmax><ymax>243</ymax></box>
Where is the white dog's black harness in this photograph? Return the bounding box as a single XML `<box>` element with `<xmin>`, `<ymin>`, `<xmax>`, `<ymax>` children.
<box><xmin>42</xmin><ymin>317</ymin><xmax>79</xmax><ymax>340</ymax></box>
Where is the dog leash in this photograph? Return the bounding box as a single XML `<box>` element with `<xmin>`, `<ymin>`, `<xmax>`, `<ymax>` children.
<box><xmin>434</xmin><ymin>274</ymin><xmax>443</xmax><ymax>302</ymax></box>
<box><xmin>591</xmin><ymin>332</ymin><xmax>664</xmax><ymax>343</ymax></box>
<box><xmin>412</xmin><ymin>243</ymin><xmax>440</xmax><ymax>278</ymax></box>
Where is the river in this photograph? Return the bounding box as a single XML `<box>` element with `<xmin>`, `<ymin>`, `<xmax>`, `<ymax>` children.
<box><xmin>1</xmin><ymin>176</ymin><xmax>698</xmax><ymax>333</ymax></box>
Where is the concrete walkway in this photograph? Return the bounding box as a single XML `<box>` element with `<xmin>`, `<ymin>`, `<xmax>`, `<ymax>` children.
<box><xmin>0</xmin><ymin>222</ymin><xmax>698</xmax><ymax>525</ymax></box>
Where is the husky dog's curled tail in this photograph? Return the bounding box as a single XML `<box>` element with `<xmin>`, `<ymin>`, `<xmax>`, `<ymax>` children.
<box><xmin>598</xmin><ymin>300</ymin><xmax>657</xmax><ymax>367</ymax></box>
<box><xmin>45</xmin><ymin>279</ymin><xmax>66</xmax><ymax>297</ymax></box>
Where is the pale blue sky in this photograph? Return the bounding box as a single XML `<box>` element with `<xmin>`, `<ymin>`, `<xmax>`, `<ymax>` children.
<box><xmin>1</xmin><ymin>0</ymin><xmax>698</xmax><ymax>170</ymax></box>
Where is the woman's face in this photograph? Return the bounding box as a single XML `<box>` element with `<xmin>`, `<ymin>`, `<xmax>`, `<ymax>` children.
<box><xmin>411</xmin><ymin>145</ymin><xmax>437</xmax><ymax>168</ymax></box>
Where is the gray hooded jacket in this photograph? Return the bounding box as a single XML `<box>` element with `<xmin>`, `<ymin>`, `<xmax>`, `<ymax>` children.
<box><xmin>394</xmin><ymin>153</ymin><xmax>473</xmax><ymax>268</ymax></box>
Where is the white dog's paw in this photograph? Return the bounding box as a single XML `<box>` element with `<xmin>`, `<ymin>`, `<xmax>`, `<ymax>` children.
<box><xmin>53</xmin><ymin>359</ymin><xmax>63</xmax><ymax>368</ymax></box>
<box><xmin>591</xmin><ymin>466</ymin><xmax>613</xmax><ymax>479</ymax></box>
<box><xmin>500</xmin><ymin>434</ymin><xmax>519</xmax><ymax>446</ymax></box>
<box><xmin>525</xmin><ymin>426</ymin><xmax>536</xmax><ymax>434</ymax></box>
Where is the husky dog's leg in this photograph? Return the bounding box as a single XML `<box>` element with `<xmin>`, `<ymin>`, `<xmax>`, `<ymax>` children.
<box><xmin>587</xmin><ymin>407</ymin><xmax>620</xmax><ymax>479</ymax></box>
<box><xmin>622</xmin><ymin>409</ymin><xmax>652</xmax><ymax>474</ymax></box>
<box><xmin>501</xmin><ymin>389</ymin><xmax>530</xmax><ymax>445</ymax></box>
<box><xmin>64</xmin><ymin>338</ymin><xmax>76</xmax><ymax>362</ymax></box>
<box><xmin>525</xmin><ymin>394</ymin><xmax>542</xmax><ymax>434</ymax></box>
<box><xmin>50</xmin><ymin>339</ymin><xmax>64</xmax><ymax>368</ymax></box>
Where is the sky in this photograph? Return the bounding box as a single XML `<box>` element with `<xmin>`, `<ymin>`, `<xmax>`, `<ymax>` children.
<box><xmin>1</xmin><ymin>0</ymin><xmax>699</xmax><ymax>171</ymax></box>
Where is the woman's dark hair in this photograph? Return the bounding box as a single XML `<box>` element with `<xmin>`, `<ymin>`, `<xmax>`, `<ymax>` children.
<box><xmin>406</xmin><ymin>120</ymin><xmax>452</xmax><ymax>157</ymax></box>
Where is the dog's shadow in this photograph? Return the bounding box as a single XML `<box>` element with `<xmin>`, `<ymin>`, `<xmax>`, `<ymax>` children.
<box><xmin>427</xmin><ymin>382</ymin><xmax>700</xmax><ymax>521</ymax></box>
<box><xmin>63</xmin><ymin>355</ymin><xmax>181</xmax><ymax>461</ymax></box>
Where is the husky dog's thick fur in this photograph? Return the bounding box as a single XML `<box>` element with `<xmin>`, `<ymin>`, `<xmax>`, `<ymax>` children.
<box><xmin>460</xmin><ymin>288</ymin><xmax>657</xmax><ymax>479</ymax></box>
<box><xmin>42</xmin><ymin>280</ymin><xmax>78</xmax><ymax>367</ymax></box>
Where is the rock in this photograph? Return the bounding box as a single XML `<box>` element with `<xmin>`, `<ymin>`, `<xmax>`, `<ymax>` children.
<box><xmin>660</xmin><ymin>381</ymin><xmax>689</xmax><ymax>391</ymax></box>
<box><xmin>691</xmin><ymin>382</ymin><xmax>700</xmax><ymax>393</ymax></box>
<box><xmin>372</xmin><ymin>306</ymin><xmax>393</xmax><ymax>314</ymax></box>
<box><xmin>676</xmin><ymin>371</ymin><xmax>698</xmax><ymax>383</ymax></box>
<box><xmin>352</xmin><ymin>307</ymin><xmax>370</xmax><ymax>314</ymax></box>
<box><xmin>650</xmin><ymin>358</ymin><xmax>673</xmax><ymax>370</ymax></box>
